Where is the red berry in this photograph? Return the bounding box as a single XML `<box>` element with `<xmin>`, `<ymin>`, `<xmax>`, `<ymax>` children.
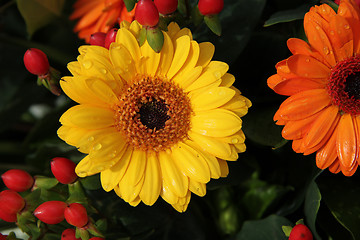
<box><xmin>0</xmin><ymin>233</ymin><xmax>7</xmax><ymax>240</ymax></box>
<box><xmin>154</xmin><ymin>0</ymin><xmax>178</xmax><ymax>15</ymax></box>
<box><xmin>289</xmin><ymin>224</ymin><xmax>313</xmax><ymax>240</ymax></box>
<box><xmin>51</xmin><ymin>157</ymin><xmax>77</xmax><ymax>184</ymax></box>
<box><xmin>64</xmin><ymin>203</ymin><xmax>88</xmax><ymax>228</ymax></box>
<box><xmin>90</xmin><ymin>32</ymin><xmax>107</xmax><ymax>47</ymax></box>
<box><xmin>23</xmin><ymin>48</ymin><xmax>50</xmax><ymax>76</ymax></box>
<box><xmin>0</xmin><ymin>209</ymin><xmax>17</xmax><ymax>222</ymax></box>
<box><xmin>0</xmin><ymin>190</ymin><xmax>25</xmax><ymax>215</ymax></box>
<box><xmin>34</xmin><ymin>201</ymin><xmax>67</xmax><ymax>224</ymax></box>
<box><xmin>2</xmin><ymin>169</ymin><xmax>34</xmax><ymax>192</ymax></box>
<box><xmin>104</xmin><ymin>28</ymin><xmax>118</xmax><ymax>49</ymax></box>
<box><xmin>135</xmin><ymin>0</ymin><xmax>160</xmax><ymax>27</ymax></box>
<box><xmin>61</xmin><ymin>228</ymin><xmax>81</xmax><ymax>240</ymax></box>
<box><xmin>198</xmin><ymin>0</ymin><xmax>224</xmax><ymax>15</ymax></box>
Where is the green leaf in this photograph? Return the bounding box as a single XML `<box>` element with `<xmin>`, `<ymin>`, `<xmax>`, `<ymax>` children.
<box><xmin>318</xmin><ymin>177</ymin><xmax>360</xmax><ymax>240</ymax></box>
<box><xmin>16</xmin><ymin>0</ymin><xmax>65</xmax><ymax>37</ymax></box>
<box><xmin>304</xmin><ymin>179</ymin><xmax>322</xmax><ymax>240</ymax></box>
<box><xmin>34</xmin><ymin>176</ymin><xmax>59</xmax><ymax>190</ymax></box>
<box><xmin>146</xmin><ymin>27</ymin><xmax>164</xmax><ymax>53</ymax></box>
<box><xmin>236</xmin><ymin>215</ymin><xmax>292</xmax><ymax>240</ymax></box>
<box><xmin>79</xmin><ymin>174</ymin><xmax>101</xmax><ymax>190</ymax></box>
<box><xmin>204</xmin><ymin>15</ymin><xmax>222</xmax><ymax>36</ymax></box>
<box><xmin>264</xmin><ymin>4</ymin><xmax>312</xmax><ymax>27</ymax></box>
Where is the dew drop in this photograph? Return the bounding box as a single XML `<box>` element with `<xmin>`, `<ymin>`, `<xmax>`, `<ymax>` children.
<box><xmin>88</xmin><ymin>136</ymin><xmax>94</xmax><ymax>142</ymax></box>
<box><xmin>305</xmin><ymin>58</ymin><xmax>310</xmax><ymax>63</ymax></box>
<box><xmin>83</xmin><ymin>60</ymin><xmax>92</xmax><ymax>69</ymax></box>
<box><xmin>315</xmin><ymin>25</ymin><xmax>320</xmax><ymax>30</ymax></box>
<box><xmin>344</xmin><ymin>24</ymin><xmax>350</xmax><ymax>30</ymax></box>
<box><xmin>323</xmin><ymin>47</ymin><xmax>330</xmax><ymax>55</ymax></box>
<box><xmin>330</xmin><ymin>30</ymin><xmax>335</xmax><ymax>35</ymax></box>
<box><xmin>231</xmin><ymin>138</ymin><xmax>239</xmax><ymax>144</ymax></box>
<box><xmin>93</xmin><ymin>143</ymin><xmax>102</xmax><ymax>151</ymax></box>
<box><xmin>214</xmin><ymin>71</ymin><xmax>222</xmax><ymax>78</ymax></box>
<box><xmin>100</xmin><ymin>68</ymin><xmax>107</xmax><ymax>74</ymax></box>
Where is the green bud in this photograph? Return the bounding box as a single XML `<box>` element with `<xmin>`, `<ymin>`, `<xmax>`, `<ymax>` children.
<box><xmin>146</xmin><ymin>27</ymin><xmax>164</xmax><ymax>53</ymax></box>
<box><xmin>282</xmin><ymin>225</ymin><xmax>293</xmax><ymax>237</ymax></box>
<box><xmin>123</xmin><ymin>0</ymin><xmax>136</xmax><ymax>12</ymax></box>
<box><xmin>204</xmin><ymin>14</ymin><xmax>222</xmax><ymax>36</ymax></box>
<box><xmin>34</xmin><ymin>176</ymin><xmax>58</xmax><ymax>190</ymax></box>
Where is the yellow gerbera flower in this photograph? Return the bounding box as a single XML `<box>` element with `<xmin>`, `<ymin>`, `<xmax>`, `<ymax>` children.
<box><xmin>58</xmin><ymin>21</ymin><xmax>251</xmax><ymax>212</ymax></box>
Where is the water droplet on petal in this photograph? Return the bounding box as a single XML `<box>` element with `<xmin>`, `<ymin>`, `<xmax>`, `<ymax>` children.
<box><xmin>323</xmin><ymin>47</ymin><xmax>330</xmax><ymax>55</ymax></box>
<box><xmin>315</xmin><ymin>25</ymin><xmax>320</xmax><ymax>30</ymax></box>
<box><xmin>93</xmin><ymin>143</ymin><xmax>102</xmax><ymax>151</ymax></box>
<box><xmin>214</xmin><ymin>71</ymin><xmax>222</xmax><ymax>78</ymax></box>
<box><xmin>330</xmin><ymin>30</ymin><xmax>335</xmax><ymax>35</ymax></box>
<box><xmin>231</xmin><ymin>138</ymin><xmax>238</xmax><ymax>144</ymax></box>
<box><xmin>344</xmin><ymin>24</ymin><xmax>350</xmax><ymax>30</ymax></box>
<box><xmin>88</xmin><ymin>136</ymin><xmax>94</xmax><ymax>142</ymax></box>
<box><xmin>305</xmin><ymin>58</ymin><xmax>310</xmax><ymax>63</ymax></box>
<box><xmin>100</xmin><ymin>68</ymin><xmax>107</xmax><ymax>74</ymax></box>
<box><xmin>83</xmin><ymin>60</ymin><xmax>92</xmax><ymax>69</ymax></box>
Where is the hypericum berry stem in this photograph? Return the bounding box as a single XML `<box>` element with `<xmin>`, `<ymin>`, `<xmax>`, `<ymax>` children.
<box><xmin>23</xmin><ymin>48</ymin><xmax>50</xmax><ymax>76</ymax></box>
<box><xmin>135</xmin><ymin>0</ymin><xmax>160</xmax><ymax>27</ymax></box>
<box><xmin>51</xmin><ymin>157</ymin><xmax>78</xmax><ymax>184</ymax></box>
<box><xmin>1</xmin><ymin>169</ymin><xmax>34</xmax><ymax>192</ymax></box>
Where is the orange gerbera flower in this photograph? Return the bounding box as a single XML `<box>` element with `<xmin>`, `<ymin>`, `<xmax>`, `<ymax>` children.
<box><xmin>70</xmin><ymin>0</ymin><xmax>135</xmax><ymax>42</ymax></box>
<box><xmin>268</xmin><ymin>0</ymin><xmax>360</xmax><ymax>176</ymax></box>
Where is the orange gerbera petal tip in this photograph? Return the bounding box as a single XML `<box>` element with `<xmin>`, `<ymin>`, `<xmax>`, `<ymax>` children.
<box><xmin>268</xmin><ymin>0</ymin><xmax>360</xmax><ymax>176</ymax></box>
<box><xmin>70</xmin><ymin>0</ymin><xmax>135</xmax><ymax>43</ymax></box>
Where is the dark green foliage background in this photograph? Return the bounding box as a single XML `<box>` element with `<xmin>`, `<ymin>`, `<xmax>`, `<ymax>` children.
<box><xmin>1</xmin><ymin>0</ymin><xmax>360</xmax><ymax>239</ymax></box>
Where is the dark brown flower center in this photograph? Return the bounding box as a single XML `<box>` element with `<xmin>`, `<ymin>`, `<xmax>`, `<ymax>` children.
<box><xmin>114</xmin><ymin>76</ymin><xmax>192</xmax><ymax>152</ymax></box>
<box><xmin>327</xmin><ymin>56</ymin><xmax>360</xmax><ymax>115</ymax></box>
<box><xmin>139</xmin><ymin>99</ymin><xmax>170</xmax><ymax>130</ymax></box>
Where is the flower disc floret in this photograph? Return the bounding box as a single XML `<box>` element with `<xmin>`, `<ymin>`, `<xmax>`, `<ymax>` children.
<box><xmin>58</xmin><ymin>21</ymin><xmax>251</xmax><ymax>212</ymax></box>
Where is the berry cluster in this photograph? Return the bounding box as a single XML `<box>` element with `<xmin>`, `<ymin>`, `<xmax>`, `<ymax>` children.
<box><xmin>89</xmin><ymin>0</ymin><xmax>224</xmax><ymax>52</ymax></box>
<box><xmin>0</xmin><ymin>157</ymin><xmax>105</xmax><ymax>240</ymax></box>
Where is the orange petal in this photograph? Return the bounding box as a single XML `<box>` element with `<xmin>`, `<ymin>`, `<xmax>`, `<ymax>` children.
<box><xmin>277</xmin><ymin>89</ymin><xmax>331</xmax><ymax>121</ymax></box>
<box><xmin>282</xmin><ymin>113</ymin><xmax>319</xmax><ymax>140</ymax></box>
<box><xmin>337</xmin><ymin>114</ymin><xmax>357</xmax><ymax>170</ymax></box>
<box><xmin>316</xmin><ymin>123</ymin><xmax>338</xmax><ymax>169</ymax></box>
<box><xmin>328</xmin><ymin>15</ymin><xmax>354</xmax><ymax>61</ymax></box>
<box><xmin>303</xmin><ymin>105</ymin><xmax>340</xmax><ymax>149</ymax></box>
<box><xmin>272</xmin><ymin>77</ymin><xmax>326</xmax><ymax>96</ymax></box>
<box><xmin>287</xmin><ymin>54</ymin><xmax>331</xmax><ymax>79</ymax></box>
<box><xmin>338</xmin><ymin>0</ymin><xmax>360</xmax><ymax>53</ymax></box>
<box><xmin>328</xmin><ymin>159</ymin><xmax>341</xmax><ymax>174</ymax></box>
<box><xmin>341</xmin><ymin>162</ymin><xmax>358</xmax><ymax>176</ymax></box>
<box><xmin>304</xmin><ymin>13</ymin><xmax>337</xmax><ymax>66</ymax></box>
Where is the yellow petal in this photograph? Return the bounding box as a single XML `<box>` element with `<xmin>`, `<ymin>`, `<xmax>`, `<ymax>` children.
<box><xmin>75</xmin><ymin>156</ymin><xmax>96</xmax><ymax>177</ymax></box>
<box><xmin>191</xmin><ymin>86</ymin><xmax>236</xmax><ymax>111</ymax></box>
<box><xmin>197</xmin><ymin>42</ymin><xmax>214</xmax><ymax>68</ymax></box>
<box><xmin>186</xmin><ymin>61</ymin><xmax>229</xmax><ymax>92</ymax></box>
<box><xmin>158</xmin><ymin>151</ymin><xmax>189</xmax><ymax>197</ymax></box>
<box><xmin>67</xmin><ymin>61</ymin><xmax>81</xmax><ymax>76</ymax></box>
<box><xmin>57</xmin><ymin>126</ymin><xmax>88</xmax><ymax>147</ymax></box>
<box><xmin>218</xmin><ymin>159</ymin><xmax>229</xmax><ymax>177</ymax></box>
<box><xmin>160</xmin><ymin>181</ymin><xmax>178</xmax><ymax>204</ymax></box>
<box><xmin>188</xmin><ymin>131</ymin><xmax>236</xmax><ymax>161</ymax></box>
<box><xmin>118</xmin><ymin>171</ymin><xmax>145</xmax><ymax>203</ymax></box>
<box><xmin>220</xmin><ymin>73</ymin><xmax>235</xmax><ymax>87</ymax></box>
<box><xmin>139</xmin><ymin>153</ymin><xmax>162</xmax><ymax>205</ymax></box>
<box><xmin>115</xmin><ymin>28</ymin><xmax>141</xmax><ymax>63</ymax></box>
<box><xmin>89</xmin><ymin>132</ymin><xmax>127</xmax><ymax>166</ymax></box>
<box><xmin>156</xmin><ymin>31</ymin><xmax>174</xmax><ymax>76</ymax></box>
<box><xmin>219</xmin><ymin>130</ymin><xmax>246</xmax><ymax>144</ymax></box>
<box><xmin>85</xmin><ymin>78</ymin><xmax>120</xmax><ymax>104</ymax></box>
<box><xmin>172</xmin><ymin>41</ymin><xmax>200</xmax><ymax>80</ymax></box>
<box><xmin>140</xmin><ymin>40</ymin><xmax>161</xmax><ymax>76</ymax></box>
<box><xmin>109</xmin><ymin>43</ymin><xmax>136</xmax><ymax>83</ymax></box>
<box><xmin>60</xmin><ymin>105</ymin><xmax>114</xmax><ymax>129</ymax></box>
<box><xmin>77</xmin><ymin>127</ymin><xmax>115</xmax><ymax>153</ymax></box>
<box><xmin>167</xmin><ymin>22</ymin><xmax>181</xmax><ymax>39</ymax></box>
<box><xmin>173</xmin><ymin>66</ymin><xmax>203</xmax><ymax>89</ymax></box>
<box><xmin>172</xmin><ymin>191</ymin><xmax>191</xmax><ymax>212</ymax></box>
<box><xmin>185</xmin><ymin>140</ymin><xmax>221</xmax><ymax>178</ymax></box>
<box><xmin>189</xmin><ymin>179</ymin><xmax>206</xmax><ymax>197</ymax></box>
<box><xmin>174</xmin><ymin>28</ymin><xmax>193</xmax><ymax>40</ymax></box>
<box><xmin>166</xmin><ymin>35</ymin><xmax>191</xmax><ymax>79</ymax></box>
<box><xmin>171</xmin><ymin>141</ymin><xmax>210</xmax><ymax>183</ymax></box>
<box><xmin>100</xmin><ymin>146</ymin><xmax>133</xmax><ymax>192</ymax></box>
<box><xmin>124</xmin><ymin>149</ymin><xmax>147</xmax><ymax>186</ymax></box>
<box><xmin>191</xmin><ymin>109</ymin><xmax>242</xmax><ymax>137</ymax></box>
